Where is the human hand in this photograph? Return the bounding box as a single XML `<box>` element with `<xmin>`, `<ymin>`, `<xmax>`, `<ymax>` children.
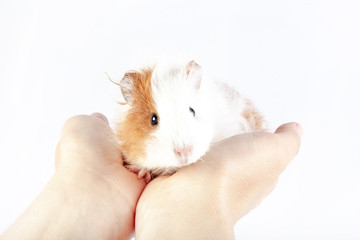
<box><xmin>135</xmin><ymin>123</ymin><xmax>302</xmax><ymax>239</ymax></box>
<box><xmin>54</xmin><ymin>113</ymin><xmax>146</xmax><ymax>238</ymax></box>
<box><xmin>2</xmin><ymin>113</ymin><xmax>146</xmax><ymax>240</ymax></box>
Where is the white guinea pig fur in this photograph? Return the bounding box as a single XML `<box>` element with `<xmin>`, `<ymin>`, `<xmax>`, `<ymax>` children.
<box><xmin>115</xmin><ymin>60</ymin><xmax>265</xmax><ymax>178</ymax></box>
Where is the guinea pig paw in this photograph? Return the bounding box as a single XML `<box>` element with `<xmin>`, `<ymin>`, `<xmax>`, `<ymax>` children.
<box><xmin>125</xmin><ymin>165</ymin><xmax>152</xmax><ymax>183</ymax></box>
<box><xmin>138</xmin><ymin>170</ymin><xmax>152</xmax><ymax>183</ymax></box>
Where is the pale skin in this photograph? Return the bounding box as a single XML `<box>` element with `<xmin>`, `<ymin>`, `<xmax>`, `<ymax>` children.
<box><xmin>1</xmin><ymin>113</ymin><xmax>302</xmax><ymax>240</ymax></box>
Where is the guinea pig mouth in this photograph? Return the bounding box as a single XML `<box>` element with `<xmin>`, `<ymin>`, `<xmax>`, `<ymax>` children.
<box><xmin>177</xmin><ymin>156</ymin><xmax>190</xmax><ymax>165</ymax></box>
<box><xmin>173</xmin><ymin>146</ymin><xmax>193</xmax><ymax>165</ymax></box>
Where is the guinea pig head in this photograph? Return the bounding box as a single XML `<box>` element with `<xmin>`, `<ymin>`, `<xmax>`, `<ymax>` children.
<box><xmin>117</xmin><ymin>61</ymin><xmax>213</xmax><ymax>171</ymax></box>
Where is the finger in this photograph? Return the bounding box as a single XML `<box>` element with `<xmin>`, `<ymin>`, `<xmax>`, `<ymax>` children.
<box><xmin>274</xmin><ymin>122</ymin><xmax>302</xmax><ymax>162</ymax></box>
<box><xmin>90</xmin><ymin>112</ymin><xmax>109</xmax><ymax>124</ymax></box>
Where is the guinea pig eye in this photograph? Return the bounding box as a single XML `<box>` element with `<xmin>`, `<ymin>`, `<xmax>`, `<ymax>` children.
<box><xmin>189</xmin><ymin>107</ymin><xmax>195</xmax><ymax>117</ymax></box>
<box><xmin>151</xmin><ymin>113</ymin><xmax>158</xmax><ymax>126</ymax></box>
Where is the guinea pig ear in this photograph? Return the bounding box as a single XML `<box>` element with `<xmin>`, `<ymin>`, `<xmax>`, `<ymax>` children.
<box><xmin>185</xmin><ymin>60</ymin><xmax>202</xmax><ymax>90</ymax></box>
<box><xmin>120</xmin><ymin>72</ymin><xmax>135</xmax><ymax>104</ymax></box>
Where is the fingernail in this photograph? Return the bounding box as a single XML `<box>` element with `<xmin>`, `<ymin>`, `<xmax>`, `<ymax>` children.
<box><xmin>295</xmin><ymin>123</ymin><xmax>303</xmax><ymax>138</ymax></box>
<box><xmin>91</xmin><ymin>112</ymin><xmax>109</xmax><ymax>124</ymax></box>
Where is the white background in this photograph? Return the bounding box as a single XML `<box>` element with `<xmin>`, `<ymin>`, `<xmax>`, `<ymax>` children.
<box><xmin>1</xmin><ymin>0</ymin><xmax>359</xmax><ymax>239</ymax></box>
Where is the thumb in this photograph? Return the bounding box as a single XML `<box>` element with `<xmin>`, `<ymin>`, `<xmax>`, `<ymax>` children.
<box><xmin>274</xmin><ymin>122</ymin><xmax>302</xmax><ymax>167</ymax></box>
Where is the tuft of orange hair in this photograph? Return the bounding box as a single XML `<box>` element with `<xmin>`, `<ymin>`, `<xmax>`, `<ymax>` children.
<box><xmin>241</xmin><ymin>99</ymin><xmax>265</xmax><ymax>131</ymax></box>
<box><xmin>115</xmin><ymin>68</ymin><xmax>157</xmax><ymax>165</ymax></box>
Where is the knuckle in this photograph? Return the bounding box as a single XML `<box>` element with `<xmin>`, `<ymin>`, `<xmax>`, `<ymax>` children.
<box><xmin>63</xmin><ymin>115</ymin><xmax>89</xmax><ymax>129</ymax></box>
<box><xmin>60</xmin><ymin>115</ymin><xmax>91</xmax><ymax>146</ymax></box>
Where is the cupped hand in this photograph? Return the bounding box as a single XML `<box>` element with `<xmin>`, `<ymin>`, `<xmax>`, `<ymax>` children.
<box><xmin>53</xmin><ymin>113</ymin><xmax>146</xmax><ymax>239</ymax></box>
<box><xmin>135</xmin><ymin>123</ymin><xmax>302</xmax><ymax>239</ymax></box>
<box><xmin>2</xmin><ymin>113</ymin><xmax>146</xmax><ymax>240</ymax></box>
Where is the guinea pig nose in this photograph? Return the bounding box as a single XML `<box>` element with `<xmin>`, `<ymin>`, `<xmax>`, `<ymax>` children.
<box><xmin>174</xmin><ymin>146</ymin><xmax>193</xmax><ymax>158</ymax></box>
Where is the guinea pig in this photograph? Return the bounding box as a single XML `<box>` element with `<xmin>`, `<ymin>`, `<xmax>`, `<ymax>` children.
<box><xmin>114</xmin><ymin>60</ymin><xmax>265</xmax><ymax>180</ymax></box>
